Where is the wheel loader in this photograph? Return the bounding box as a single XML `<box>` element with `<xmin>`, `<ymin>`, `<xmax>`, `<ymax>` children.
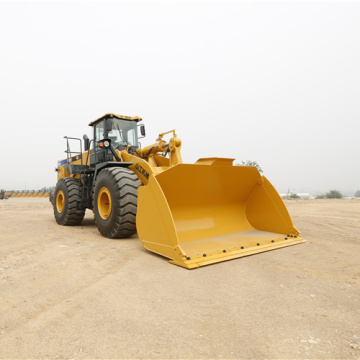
<box><xmin>0</xmin><ymin>190</ymin><xmax>11</xmax><ymax>200</ymax></box>
<box><xmin>52</xmin><ymin>113</ymin><xmax>305</xmax><ymax>269</ymax></box>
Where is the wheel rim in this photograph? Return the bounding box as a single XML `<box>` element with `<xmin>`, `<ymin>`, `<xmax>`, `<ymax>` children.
<box><xmin>98</xmin><ymin>187</ymin><xmax>112</xmax><ymax>220</ymax></box>
<box><xmin>56</xmin><ymin>190</ymin><xmax>65</xmax><ymax>213</ymax></box>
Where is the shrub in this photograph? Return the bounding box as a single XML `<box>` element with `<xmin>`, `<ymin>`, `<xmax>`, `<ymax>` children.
<box><xmin>240</xmin><ymin>160</ymin><xmax>263</xmax><ymax>174</ymax></box>
<box><xmin>325</xmin><ymin>189</ymin><xmax>343</xmax><ymax>199</ymax></box>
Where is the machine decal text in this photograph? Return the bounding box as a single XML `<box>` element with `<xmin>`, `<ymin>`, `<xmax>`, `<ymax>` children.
<box><xmin>135</xmin><ymin>164</ymin><xmax>149</xmax><ymax>180</ymax></box>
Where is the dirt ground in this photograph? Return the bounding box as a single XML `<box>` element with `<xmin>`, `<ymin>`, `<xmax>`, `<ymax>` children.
<box><xmin>0</xmin><ymin>198</ymin><xmax>359</xmax><ymax>359</ymax></box>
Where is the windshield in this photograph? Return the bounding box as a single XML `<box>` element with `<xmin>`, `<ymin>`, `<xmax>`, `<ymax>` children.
<box><xmin>94</xmin><ymin>118</ymin><xmax>139</xmax><ymax>148</ymax></box>
<box><xmin>109</xmin><ymin>118</ymin><xmax>138</xmax><ymax>147</ymax></box>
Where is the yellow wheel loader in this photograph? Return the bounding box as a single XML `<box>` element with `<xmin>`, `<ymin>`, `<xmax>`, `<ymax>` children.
<box><xmin>0</xmin><ymin>190</ymin><xmax>11</xmax><ymax>200</ymax></box>
<box><xmin>52</xmin><ymin>113</ymin><xmax>305</xmax><ymax>269</ymax></box>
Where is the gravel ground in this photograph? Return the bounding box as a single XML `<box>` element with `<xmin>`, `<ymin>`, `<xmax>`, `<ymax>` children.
<box><xmin>0</xmin><ymin>198</ymin><xmax>359</xmax><ymax>359</ymax></box>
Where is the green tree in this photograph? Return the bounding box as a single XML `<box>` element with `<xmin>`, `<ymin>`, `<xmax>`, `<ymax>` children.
<box><xmin>316</xmin><ymin>194</ymin><xmax>326</xmax><ymax>199</ymax></box>
<box><xmin>326</xmin><ymin>189</ymin><xmax>343</xmax><ymax>199</ymax></box>
<box><xmin>355</xmin><ymin>190</ymin><xmax>360</xmax><ymax>198</ymax></box>
<box><xmin>290</xmin><ymin>193</ymin><xmax>300</xmax><ymax>199</ymax></box>
<box><xmin>239</xmin><ymin>160</ymin><xmax>263</xmax><ymax>174</ymax></box>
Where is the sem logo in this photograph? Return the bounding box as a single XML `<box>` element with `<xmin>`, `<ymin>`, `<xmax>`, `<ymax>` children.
<box><xmin>135</xmin><ymin>163</ymin><xmax>149</xmax><ymax>180</ymax></box>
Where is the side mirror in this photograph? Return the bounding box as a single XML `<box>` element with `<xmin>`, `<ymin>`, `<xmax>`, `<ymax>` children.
<box><xmin>83</xmin><ymin>134</ymin><xmax>90</xmax><ymax>151</ymax></box>
<box><xmin>139</xmin><ymin>124</ymin><xmax>146</xmax><ymax>137</ymax></box>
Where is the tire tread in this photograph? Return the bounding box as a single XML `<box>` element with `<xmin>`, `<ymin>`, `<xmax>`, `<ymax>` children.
<box><xmin>93</xmin><ymin>167</ymin><xmax>140</xmax><ymax>238</ymax></box>
<box><xmin>54</xmin><ymin>177</ymin><xmax>85</xmax><ymax>226</ymax></box>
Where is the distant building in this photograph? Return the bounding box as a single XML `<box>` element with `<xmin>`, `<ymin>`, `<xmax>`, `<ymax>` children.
<box><xmin>280</xmin><ymin>193</ymin><xmax>314</xmax><ymax>199</ymax></box>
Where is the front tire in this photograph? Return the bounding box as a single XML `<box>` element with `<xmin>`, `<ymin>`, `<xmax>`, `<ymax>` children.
<box><xmin>93</xmin><ymin>167</ymin><xmax>140</xmax><ymax>238</ymax></box>
<box><xmin>53</xmin><ymin>178</ymin><xmax>86</xmax><ymax>225</ymax></box>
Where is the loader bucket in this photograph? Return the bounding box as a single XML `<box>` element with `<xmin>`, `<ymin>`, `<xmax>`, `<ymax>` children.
<box><xmin>136</xmin><ymin>163</ymin><xmax>305</xmax><ymax>269</ymax></box>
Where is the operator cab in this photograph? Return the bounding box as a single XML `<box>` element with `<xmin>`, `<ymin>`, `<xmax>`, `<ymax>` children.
<box><xmin>86</xmin><ymin>113</ymin><xmax>145</xmax><ymax>165</ymax></box>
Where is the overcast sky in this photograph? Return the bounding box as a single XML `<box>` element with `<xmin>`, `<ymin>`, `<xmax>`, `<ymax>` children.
<box><xmin>0</xmin><ymin>0</ymin><xmax>359</xmax><ymax>195</ymax></box>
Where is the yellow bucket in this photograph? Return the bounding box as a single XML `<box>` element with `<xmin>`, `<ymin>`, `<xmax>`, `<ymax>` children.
<box><xmin>136</xmin><ymin>163</ymin><xmax>305</xmax><ymax>269</ymax></box>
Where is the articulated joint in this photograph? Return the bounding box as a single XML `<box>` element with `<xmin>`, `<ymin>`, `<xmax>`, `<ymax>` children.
<box><xmin>169</xmin><ymin>137</ymin><xmax>181</xmax><ymax>150</ymax></box>
<box><xmin>157</xmin><ymin>130</ymin><xmax>177</xmax><ymax>142</ymax></box>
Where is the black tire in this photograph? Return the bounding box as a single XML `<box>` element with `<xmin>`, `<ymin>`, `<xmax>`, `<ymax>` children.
<box><xmin>53</xmin><ymin>177</ymin><xmax>86</xmax><ymax>225</ymax></box>
<box><xmin>93</xmin><ymin>167</ymin><xmax>140</xmax><ymax>238</ymax></box>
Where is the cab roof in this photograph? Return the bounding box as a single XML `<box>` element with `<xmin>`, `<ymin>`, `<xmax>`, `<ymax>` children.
<box><xmin>89</xmin><ymin>113</ymin><xmax>142</xmax><ymax>126</ymax></box>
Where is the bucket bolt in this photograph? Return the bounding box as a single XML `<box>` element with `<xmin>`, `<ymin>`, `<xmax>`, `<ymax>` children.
<box><xmin>203</xmin><ymin>254</ymin><xmax>207</xmax><ymax>257</ymax></box>
<box><xmin>223</xmin><ymin>250</ymin><xmax>226</xmax><ymax>253</ymax></box>
<box><xmin>241</xmin><ymin>246</ymin><xmax>244</xmax><ymax>249</ymax></box>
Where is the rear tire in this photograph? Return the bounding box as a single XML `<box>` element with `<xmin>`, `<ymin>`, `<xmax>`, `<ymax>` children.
<box><xmin>53</xmin><ymin>178</ymin><xmax>86</xmax><ymax>225</ymax></box>
<box><xmin>93</xmin><ymin>167</ymin><xmax>140</xmax><ymax>238</ymax></box>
